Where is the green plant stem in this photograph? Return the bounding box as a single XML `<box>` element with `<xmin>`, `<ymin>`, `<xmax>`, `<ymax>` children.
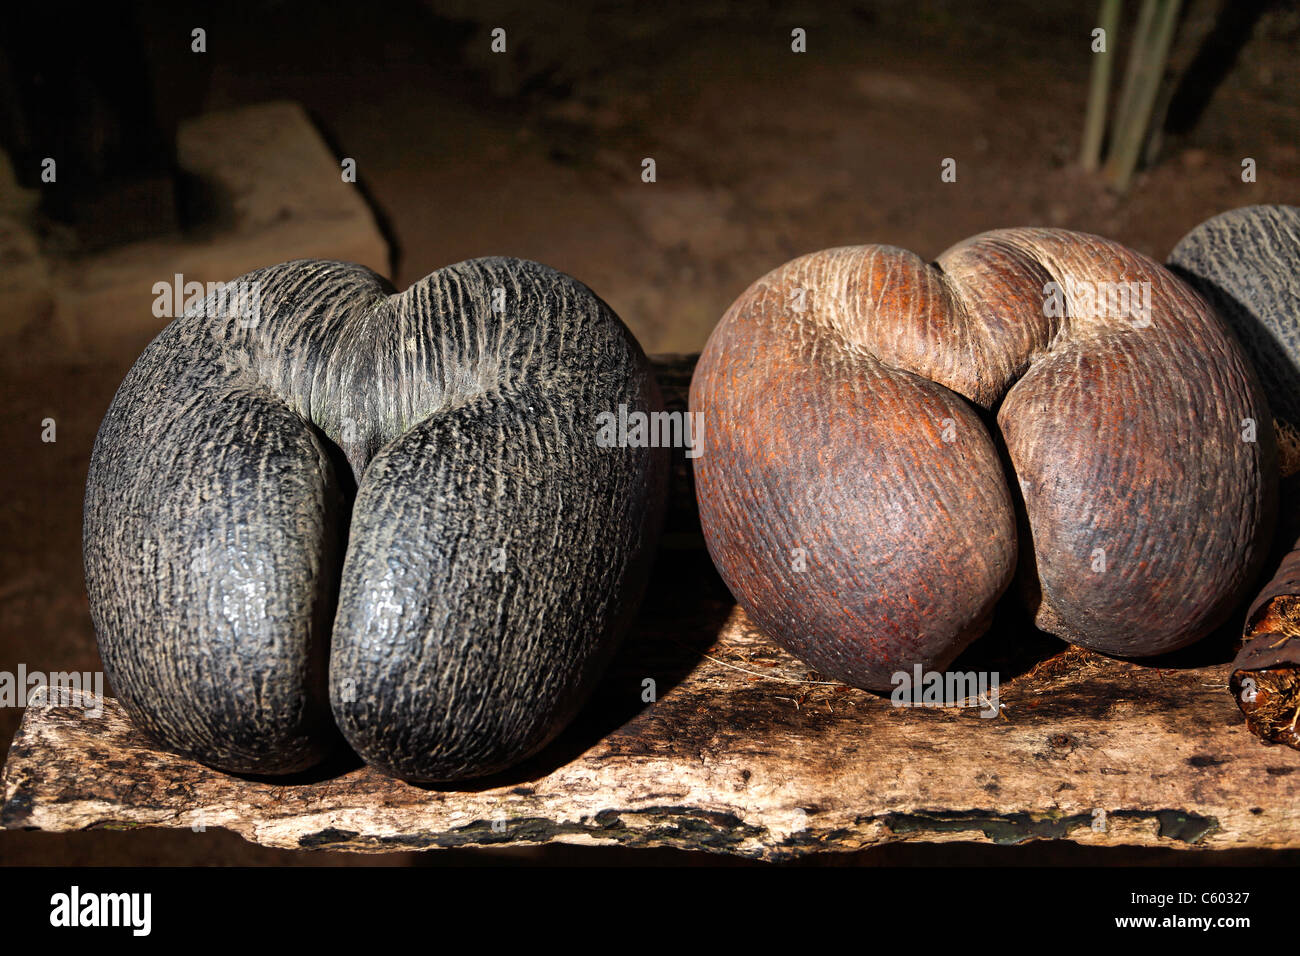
<box><xmin>1082</xmin><ymin>0</ymin><xmax>1123</xmax><ymax>171</ymax></box>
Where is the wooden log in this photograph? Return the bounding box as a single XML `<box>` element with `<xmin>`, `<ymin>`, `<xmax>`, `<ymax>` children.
<box><xmin>4</xmin><ymin>601</ymin><xmax>1298</xmax><ymax>859</ymax></box>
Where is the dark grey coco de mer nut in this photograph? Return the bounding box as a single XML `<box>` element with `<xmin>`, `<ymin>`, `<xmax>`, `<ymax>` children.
<box><xmin>84</xmin><ymin>257</ymin><xmax>669</xmax><ymax>782</ymax></box>
<box><xmin>1168</xmin><ymin>204</ymin><xmax>1300</xmax><ymax>476</ymax></box>
<box><xmin>1170</xmin><ymin>205</ymin><xmax>1300</xmax><ymax>748</ymax></box>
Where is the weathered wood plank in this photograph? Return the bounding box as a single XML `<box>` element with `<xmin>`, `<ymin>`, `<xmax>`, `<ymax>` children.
<box><xmin>4</xmin><ymin>601</ymin><xmax>1297</xmax><ymax>860</ymax></box>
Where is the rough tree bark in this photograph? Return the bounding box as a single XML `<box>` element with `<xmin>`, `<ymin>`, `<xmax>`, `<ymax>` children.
<box><xmin>4</xmin><ymin>603</ymin><xmax>1298</xmax><ymax>859</ymax></box>
<box><xmin>1232</xmin><ymin>532</ymin><xmax>1300</xmax><ymax>748</ymax></box>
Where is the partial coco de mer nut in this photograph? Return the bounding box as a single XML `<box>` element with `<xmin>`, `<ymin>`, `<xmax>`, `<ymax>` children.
<box><xmin>1168</xmin><ymin>204</ymin><xmax>1300</xmax><ymax>479</ymax></box>
<box><xmin>1169</xmin><ymin>204</ymin><xmax>1300</xmax><ymax>747</ymax></box>
<box><xmin>84</xmin><ymin>258</ymin><xmax>669</xmax><ymax>782</ymax></box>
<box><xmin>690</xmin><ymin>228</ymin><xmax>1278</xmax><ymax>691</ymax></box>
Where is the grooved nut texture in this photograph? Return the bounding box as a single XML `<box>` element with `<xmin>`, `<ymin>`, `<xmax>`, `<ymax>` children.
<box><xmin>1168</xmin><ymin>204</ymin><xmax>1300</xmax><ymax>476</ymax></box>
<box><xmin>690</xmin><ymin>229</ymin><xmax>1277</xmax><ymax>690</ymax></box>
<box><xmin>84</xmin><ymin>257</ymin><xmax>668</xmax><ymax>781</ymax></box>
